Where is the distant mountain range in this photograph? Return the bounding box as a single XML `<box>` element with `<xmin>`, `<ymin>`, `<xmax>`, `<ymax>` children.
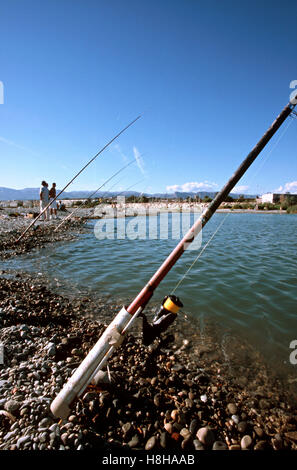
<box><xmin>0</xmin><ymin>187</ymin><xmax>257</xmax><ymax>201</ymax></box>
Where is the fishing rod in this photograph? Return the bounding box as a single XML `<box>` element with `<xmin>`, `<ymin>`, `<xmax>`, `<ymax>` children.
<box><xmin>54</xmin><ymin>159</ymin><xmax>136</xmax><ymax>231</ymax></box>
<box><xmin>51</xmin><ymin>95</ymin><xmax>297</xmax><ymax>419</ymax></box>
<box><xmin>56</xmin><ymin>175</ymin><xmax>146</xmax><ymax>231</ymax></box>
<box><xmin>15</xmin><ymin>115</ymin><xmax>141</xmax><ymax>243</ymax></box>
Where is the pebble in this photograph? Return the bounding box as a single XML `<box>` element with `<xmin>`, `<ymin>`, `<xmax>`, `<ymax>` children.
<box><xmin>17</xmin><ymin>435</ymin><xmax>31</xmax><ymax>448</ymax></box>
<box><xmin>254</xmin><ymin>426</ymin><xmax>264</xmax><ymax>438</ymax></box>
<box><xmin>231</xmin><ymin>414</ymin><xmax>239</xmax><ymax>424</ymax></box>
<box><xmin>4</xmin><ymin>431</ymin><xmax>17</xmax><ymax>441</ymax></box>
<box><xmin>39</xmin><ymin>432</ymin><xmax>48</xmax><ymax>443</ymax></box>
<box><xmin>39</xmin><ymin>417</ymin><xmax>53</xmax><ymax>427</ymax></box>
<box><xmin>180</xmin><ymin>428</ymin><xmax>191</xmax><ymax>440</ymax></box>
<box><xmin>122</xmin><ymin>422</ymin><xmax>132</xmax><ymax>438</ymax></box>
<box><xmin>128</xmin><ymin>435</ymin><xmax>139</xmax><ymax>448</ymax></box>
<box><xmin>272</xmin><ymin>437</ymin><xmax>283</xmax><ymax>450</ymax></box>
<box><xmin>160</xmin><ymin>432</ymin><xmax>170</xmax><ymax>448</ymax></box>
<box><xmin>200</xmin><ymin>394</ymin><xmax>208</xmax><ymax>403</ymax></box>
<box><xmin>254</xmin><ymin>440</ymin><xmax>268</xmax><ymax>450</ymax></box>
<box><xmin>4</xmin><ymin>400</ymin><xmax>20</xmax><ymax>413</ymax></box>
<box><xmin>212</xmin><ymin>441</ymin><xmax>228</xmax><ymax>450</ymax></box>
<box><xmin>241</xmin><ymin>435</ymin><xmax>253</xmax><ymax>450</ymax></box>
<box><xmin>171</xmin><ymin>410</ymin><xmax>179</xmax><ymax>422</ymax></box>
<box><xmin>227</xmin><ymin>403</ymin><xmax>238</xmax><ymax>415</ymax></box>
<box><xmin>193</xmin><ymin>439</ymin><xmax>205</xmax><ymax>450</ymax></box>
<box><xmin>49</xmin><ymin>423</ymin><xmax>60</xmax><ymax>434</ymax></box>
<box><xmin>61</xmin><ymin>433</ymin><xmax>68</xmax><ymax>445</ymax></box>
<box><xmin>237</xmin><ymin>421</ymin><xmax>247</xmax><ymax>433</ymax></box>
<box><xmin>164</xmin><ymin>422</ymin><xmax>173</xmax><ymax>434</ymax></box>
<box><xmin>196</xmin><ymin>427</ymin><xmax>215</xmax><ymax>447</ymax></box>
<box><xmin>189</xmin><ymin>419</ymin><xmax>199</xmax><ymax>435</ymax></box>
<box><xmin>145</xmin><ymin>436</ymin><xmax>157</xmax><ymax>450</ymax></box>
<box><xmin>153</xmin><ymin>394</ymin><xmax>161</xmax><ymax>407</ymax></box>
<box><xmin>181</xmin><ymin>437</ymin><xmax>193</xmax><ymax>450</ymax></box>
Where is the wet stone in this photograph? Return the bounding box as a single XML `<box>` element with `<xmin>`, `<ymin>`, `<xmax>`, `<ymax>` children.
<box><xmin>160</xmin><ymin>432</ymin><xmax>170</xmax><ymax>449</ymax></box>
<box><xmin>39</xmin><ymin>417</ymin><xmax>53</xmax><ymax>428</ymax></box>
<box><xmin>171</xmin><ymin>410</ymin><xmax>179</xmax><ymax>422</ymax></box>
<box><xmin>145</xmin><ymin>436</ymin><xmax>157</xmax><ymax>450</ymax></box>
<box><xmin>212</xmin><ymin>441</ymin><xmax>228</xmax><ymax>450</ymax></box>
<box><xmin>196</xmin><ymin>427</ymin><xmax>215</xmax><ymax>447</ymax></box>
<box><xmin>193</xmin><ymin>439</ymin><xmax>204</xmax><ymax>450</ymax></box>
<box><xmin>164</xmin><ymin>422</ymin><xmax>173</xmax><ymax>434</ymax></box>
<box><xmin>189</xmin><ymin>419</ymin><xmax>199</xmax><ymax>436</ymax></box>
<box><xmin>122</xmin><ymin>422</ymin><xmax>132</xmax><ymax>438</ymax></box>
<box><xmin>241</xmin><ymin>435</ymin><xmax>252</xmax><ymax>450</ymax></box>
<box><xmin>227</xmin><ymin>403</ymin><xmax>238</xmax><ymax>415</ymax></box>
<box><xmin>231</xmin><ymin>415</ymin><xmax>239</xmax><ymax>424</ymax></box>
<box><xmin>272</xmin><ymin>437</ymin><xmax>283</xmax><ymax>450</ymax></box>
<box><xmin>39</xmin><ymin>432</ymin><xmax>48</xmax><ymax>443</ymax></box>
<box><xmin>254</xmin><ymin>426</ymin><xmax>264</xmax><ymax>438</ymax></box>
<box><xmin>4</xmin><ymin>400</ymin><xmax>20</xmax><ymax>413</ymax></box>
<box><xmin>254</xmin><ymin>440</ymin><xmax>268</xmax><ymax>450</ymax></box>
<box><xmin>153</xmin><ymin>394</ymin><xmax>161</xmax><ymax>407</ymax></box>
<box><xmin>128</xmin><ymin>435</ymin><xmax>139</xmax><ymax>448</ymax></box>
<box><xmin>180</xmin><ymin>428</ymin><xmax>191</xmax><ymax>440</ymax></box>
<box><xmin>181</xmin><ymin>437</ymin><xmax>193</xmax><ymax>450</ymax></box>
<box><xmin>237</xmin><ymin>421</ymin><xmax>248</xmax><ymax>433</ymax></box>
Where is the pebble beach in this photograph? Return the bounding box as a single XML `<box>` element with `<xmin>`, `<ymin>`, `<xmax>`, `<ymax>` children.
<box><xmin>0</xmin><ymin>212</ymin><xmax>297</xmax><ymax>453</ymax></box>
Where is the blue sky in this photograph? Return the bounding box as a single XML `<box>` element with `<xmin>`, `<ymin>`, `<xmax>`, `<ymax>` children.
<box><xmin>0</xmin><ymin>0</ymin><xmax>296</xmax><ymax>196</ymax></box>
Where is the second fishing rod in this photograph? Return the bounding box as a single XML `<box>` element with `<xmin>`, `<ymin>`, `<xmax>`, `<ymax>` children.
<box><xmin>54</xmin><ymin>158</ymin><xmax>137</xmax><ymax>232</ymax></box>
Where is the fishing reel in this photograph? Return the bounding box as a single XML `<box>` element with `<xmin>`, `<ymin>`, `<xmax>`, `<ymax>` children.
<box><xmin>141</xmin><ymin>295</ymin><xmax>183</xmax><ymax>346</ymax></box>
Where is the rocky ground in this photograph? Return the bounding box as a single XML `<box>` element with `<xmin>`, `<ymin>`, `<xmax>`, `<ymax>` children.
<box><xmin>0</xmin><ymin>216</ymin><xmax>87</xmax><ymax>260</ymax></box>
<box><xmin>0</xmin><ymin>272</ymin><xmax>296</xmax><ymax>452</ymax></box>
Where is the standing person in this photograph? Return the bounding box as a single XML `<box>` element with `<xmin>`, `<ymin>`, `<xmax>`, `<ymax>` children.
<box><xmin>40</xmin><ymin>181</ymin><xmax>49</xmax><ymax>221</ymax></box>
<box><xmin>49</xmin><ymin>182</ymin><xmax>57</xmax><ymax>219</ymax></box>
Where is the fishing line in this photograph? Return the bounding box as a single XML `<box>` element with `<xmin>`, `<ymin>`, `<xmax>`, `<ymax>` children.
<box><xmin>248</xmin><ymin>117</ymin><xmax>293</xmax><ymax>182</ymax></box>
<box><xmin>54</xmin><ymin>158</ymin><xmax>137</xmax><ymax>231</ymax></box>
<box><xmin>170</xmin><ymin>112</ymin><xmax>293</xmax><ymax>295</ymax></box>
<box><xmin>171</xmin><ymin>213</ymin><xmax>230</xmax><ymax>294</ymax></box>
<box><xmin>15</xmin><ymin>115</ymin><xmax>141</xmax><ymax>243</ymax></box>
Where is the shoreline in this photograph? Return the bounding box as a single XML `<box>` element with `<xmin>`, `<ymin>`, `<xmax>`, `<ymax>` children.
<box><xmin>0</xmin><ymin>204</ymin><xmax>290</xmax><ymax>224</ymax></box>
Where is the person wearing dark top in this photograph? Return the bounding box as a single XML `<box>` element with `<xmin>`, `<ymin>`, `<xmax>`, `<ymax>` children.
<box><xmin>49</xmin><ymin>182</ymin><xmax>57</xmax><ymax>219</ymax></box>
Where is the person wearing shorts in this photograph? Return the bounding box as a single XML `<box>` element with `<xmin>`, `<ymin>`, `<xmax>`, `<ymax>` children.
<box><xmin>49</xmin><ymin>182</ymin><xmax>57</xmax><ymax>219</ymax></box>
<box><xmin>40</xmin><ymin>181</ymin><xmax>49</xmax><ymax>220</ymax></box>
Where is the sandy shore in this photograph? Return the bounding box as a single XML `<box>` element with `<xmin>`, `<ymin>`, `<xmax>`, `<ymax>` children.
<box><xmin>0</xmin><ymin>202</ymin><xmax>285</xmax><ymax>223</ymax></box>
<box><xmin>0</xmin><ymin>215</ymin><xmax>296</xmax><ymax>452</ymax></box>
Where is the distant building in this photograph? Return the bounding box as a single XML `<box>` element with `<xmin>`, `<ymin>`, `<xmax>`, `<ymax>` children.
<box><xmin>261</xmin><ymin>193</ymin><xmax>282</xmax><ymax>203</ymax></box>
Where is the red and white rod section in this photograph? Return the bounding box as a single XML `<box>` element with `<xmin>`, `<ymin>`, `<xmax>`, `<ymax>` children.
<box><xmin>51</xmin><ymin>96</ymin><xmax>296</xmax><ymax>419</ymax></box>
